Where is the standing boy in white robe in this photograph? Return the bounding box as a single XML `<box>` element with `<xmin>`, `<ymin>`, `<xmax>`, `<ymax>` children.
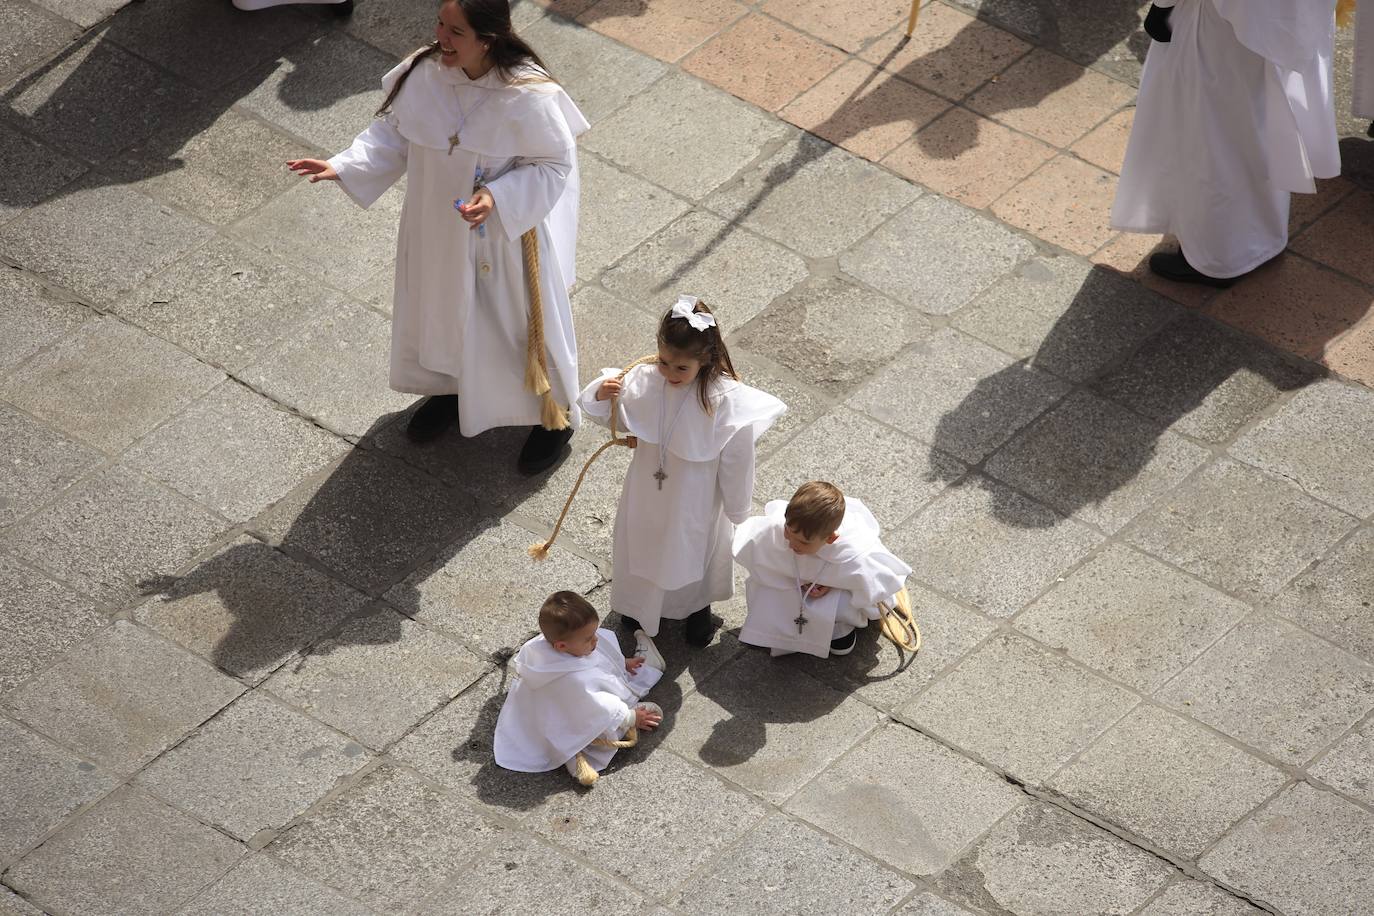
<box><xmin>1354</xmin><ymin>0</ymin><xmax>1374</xmax><ymax>131</ymax></box>
<box><xmin>288</xmin><ymin>0</ymin><xmax>589</xmax><ymax>473</ymax></box>
<box><xmin>1112</xmin><ymin>0</ymin><xmax>1340</xmax><ymax>287</ymax></box>
<box><xmin>734</xmin><ymin>481</ymin><xmax>911</xmax><ymax>659</ymax></box>
<box><xmin>494</xmin><ymin>591</ymin><xmax>664</xmax><ymax>786</ymax></box>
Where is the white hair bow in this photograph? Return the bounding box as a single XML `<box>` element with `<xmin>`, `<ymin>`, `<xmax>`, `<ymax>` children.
<box><xmin>670</xmin><ymin>295</ymin><xmax>715</xmax><ymax>332</ymax></box>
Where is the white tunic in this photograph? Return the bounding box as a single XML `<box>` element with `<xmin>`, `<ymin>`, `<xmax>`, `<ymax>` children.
<box><xmin>328</xmin><ymin>54</ymin><xmax>589</xmax><ymax>435</ymax></box>
<box><xmin>494</xmin><ymin>629</ymin><xmax>660</xmax><ymax>773</ymax></box>
<box><xmin>1356</xmin><ymin>1</ymin><xmax>1374</xmax><ymax>117</ymax></box>
<box><xmin>578</xmin><ymin>365</ymin><xmax>786</xmax><ymax>636</ymax></box>
<box><xmin>733</xmin><ymin>498</ymin><xmax>911</xmax><ymax>659</ymax></box>
<box><xmin>1111</xmin><ymin>0</ymin><xmax>1339</xmax><ymax>278</ymax></box>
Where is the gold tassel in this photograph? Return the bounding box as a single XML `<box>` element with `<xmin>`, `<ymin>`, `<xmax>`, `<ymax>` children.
<box><xmin>520</xmin><ymin>228</ymin><xmax>570</xmax><ymax>432</ymax></box>
<box><xmin>1338</xmin><ymin>0</ymin><xmax>1356</xmax><ymax>28</ymax></box>
<box><xmin>571</xmin><ymin>752</ymin><xmax>599</xmax><ymax>786</ymax></box>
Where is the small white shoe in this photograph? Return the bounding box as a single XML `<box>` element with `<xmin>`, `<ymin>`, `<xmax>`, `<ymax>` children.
<box><xmin>633</xmin><ymin>629</ymin><xmax>666</xmax><ymax>672</ymax></box>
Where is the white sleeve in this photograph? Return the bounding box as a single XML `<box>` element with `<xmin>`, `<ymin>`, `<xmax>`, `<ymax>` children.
<box><xmin>484</xmin><ymin>148</ymin><xmax>574</xmax><ymax>241</ymax></box>
<box><xmin>327</xmin><ymin>116</ymin><xmax>408</xmax><ymax>209</ymax></box>
<box><xmin>576</xmin><ymin>368</ymin><xmax>626</xmax><ymax>431</ymax></box>
<box><xmin>717</xmin><ymin>427</ymin><xmax>757</xmax><ymax>526</ymax></box>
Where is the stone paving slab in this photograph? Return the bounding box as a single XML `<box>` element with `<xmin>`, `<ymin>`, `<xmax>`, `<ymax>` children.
<box><xmin>1200</xmin><ymin>782</ymin><xmax>1374</xmax><ymax>916</ymax></box>
<box><xmin>0</xmin><ymin>401</ymin><xmax>101</xmax><ymax>527</ymax></box>
<box><xmin>0</xmin><ymin>124</ymin><xmax>87</xmax><ymax>226</ymax></box>
<box><xmin>0</xmin><ymin>553</ymin><xmax>106</xmax><ymax>695</ymax></box>
<box><xmin>0</xmin><ymin>714</ymin><xmax>118</xmax><ymax>866</ymax></box>
<box><xmin>4</xmin><ymin>786</ymin><xmax>245</xmax><ymax>916</ymax></box>
<box><xmin>1137</xmin><ymin>880</ymin><xmax>1266</xmax><ymax>916</ymax></box>
<box><xmin>2</xmin><ymin>621</ymin><xmax>243</xmax><ymax>774</ymax></box>
<box><xmin>1311</xmin><ymin>715</ymin><xmax>1374</xmax><ymax>808</ymax></box>
<box><xmin>178</xmin><ymin>854</ymin><xmax>376</xmax><ymax>916</ymax></box>
<box><xmin>136</xmin><ymin>691</ymin><xmax>370</xmax><ymax>842</ymax></box>
<box><xmin>1268</xmin><ymin>526</ymin><xmax>1374</xmax><ymax>667</ymax></box>
<box><xmin>784</xmin><ymin>721</ymin><xmax>1023</xmax><ymax>876</ymax></box>
<box><xmin>0</xmin><ymin>266</ymin><xmax>91</xmax><ymax>375</ymax></box>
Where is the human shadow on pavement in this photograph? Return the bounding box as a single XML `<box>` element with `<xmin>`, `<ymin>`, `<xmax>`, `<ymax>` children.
<box><xmin>0</xmin><ymin>0</ymin><xmax>377</xmax><ymax>211</ymax></box>
<box><xmin>926</xmin><ymin>265</ymin><xmax>1320</xmax><ymax>530</ymax></box>
<box><xmin>139</xmin><ymin>411</ymin><xmax>559</xmax><ymax>683</ymax></box>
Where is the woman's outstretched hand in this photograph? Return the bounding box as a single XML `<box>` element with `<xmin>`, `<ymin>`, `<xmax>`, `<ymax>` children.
<box><xmin>287</xmin><ymin>159</ymin><xmax>339</xmax><ymax>182</ymax></box>
<box><xmin>456</xmin><ymin>187</ymin><xmax>493</xmax><ymax>229</ymax></box>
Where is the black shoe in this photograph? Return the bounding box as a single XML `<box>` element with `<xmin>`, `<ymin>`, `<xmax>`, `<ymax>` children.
<box><xmin>406</xmin><ymin>395</ymin><xmax>459</xmax><ymax>443</ymax></box>
<box><xmin>829</xmin><ymin>630</ymin><xmax>857</xmax><ymax>656</ymax></box>
<box><xmin>1148</xmin><ymin>250</ymin><xmax>1236</xmax><ymax>288</ymax></box>
<box><xmin>517</xmin><ymin>424</ymin><xmax>573</xmax><ymax>475</ymax></box>
<box><xmin>617</xmin><ymin>614</ymin><xmax>642</xmax><ymax>633</ymax></box>
<box><xmin>330</xmin><ymin>0</ymin><xmax>355</xmax><ymax>16</ymax></box>
<box><xmin>684</xmin><ymin>606</ymin><xmax>713</xmax><ymax>647</ymax></box>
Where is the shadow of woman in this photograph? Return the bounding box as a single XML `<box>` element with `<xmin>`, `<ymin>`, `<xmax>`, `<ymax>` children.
<box><xmin>137</xmin><ymin>412</ymin><xmax>554</xmax><ymax>683</ymax></box>
<box><xmin>0</xmin><ymin>0</ymin><xmax>380</xmax><ymax>211</ymax></box>
<box><xmin>926</xmin><ymin>264</ymin><xmax>1320</xmax><ymax>530</ymax></box>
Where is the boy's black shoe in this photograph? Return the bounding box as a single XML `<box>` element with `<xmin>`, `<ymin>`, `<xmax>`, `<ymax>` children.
<box><xmin>1148</xmin><ymin>251</ymin><xmax>1237</xmax><ymax>288</ymax></box>
<box><xmin>406</xmin><ymin>395</ymin><xmax>459</xmax><ymax>442</ymax></box>
<box><xmin>685</xmin><ymin>607</ymin><xmax>713</xmax><ymax>647</ymax></box>
<box><xmin>829</xmin><ymin>630</ymin><xmax>857</xmax><ymax>656</ymax></box>
<box><xmin>518</xmin><ymin>425</ymin><xmax>573</xmax><ymax>475</ymax></box>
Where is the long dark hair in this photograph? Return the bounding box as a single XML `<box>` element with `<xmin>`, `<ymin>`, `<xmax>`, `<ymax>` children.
<box><xmin>657</xmin><ymin>300</ymin><xmax>739</xmax><ymax>414</ymax></box>
<box><xmin>376</xmin><ymin>0</ymin><xmax>553</xmax><ymax>116</ymax></box>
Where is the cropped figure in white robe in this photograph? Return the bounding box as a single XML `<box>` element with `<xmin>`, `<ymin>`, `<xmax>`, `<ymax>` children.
<box><xmin>494</xmin><ymin>591</ymin><xmax>664</xmax><ymax>785</ymax></box>
<box><xmin>578</xmin><ymin>297</ymin><xmax>786</xmax><ymax>646</ymax></box>
<box><xmin>1352</xmin><ymin>0</ymin><xmax>1374</xmax><ymax>128</ymax></box>
<box><xmin>734</xmin><ymin>482</ymin><xmax>911</xmax><ymax>659</ymax></box>
<box><xmin>1112</xmin><ymin>0</ymin><xmax>1340</xmax><ymax>286</ymax></box>
<box><xmin>287</xmin><ymin>0</ymin><xmax>589</xmax><ymax>473</ymax></box>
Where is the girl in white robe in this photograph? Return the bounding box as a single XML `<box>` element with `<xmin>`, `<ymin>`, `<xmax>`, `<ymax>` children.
<box><xmin>288</xmin><ymin>0</ymin><xmax>589</xmax><ymax>473</ymax></box>
<box><xmin>1354</xmin><ymin>0</ymin><xmax>1374</xmax><ymax>124</ymax></box>
<box><xmin>578</xmin><ymin>297</ymin><xmax>786</xmax><ymax>646</ymax></box>
<box><xmin>734</xmin><ymin>489</ymin><xmax>911</xmax><ymax>660</ymax></box>
<box><xmin>1111</xmin><ymin>0</ymin><xmax>1339</xmax><ymax>284</ymax></box>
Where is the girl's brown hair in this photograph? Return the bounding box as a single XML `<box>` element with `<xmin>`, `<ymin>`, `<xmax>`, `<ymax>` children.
<box><xmin>657</xmin><ymin>300</ymin><xmax>739</xmax><ymax>414</ymax></box>
<box><xmin>376</xmin><ymin>0</ymin><xmax>553</xmax><ymax>116</ymax></box>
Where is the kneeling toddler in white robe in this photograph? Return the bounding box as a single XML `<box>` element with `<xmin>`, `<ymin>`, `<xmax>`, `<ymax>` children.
<box><xmin>734</xmin><ymin>481</ymin><xmax>911</xmax><ymax>659</ymax></box>
<box><xmin>494</xmin><ymin>591</ymin><xmax>664</xmax><ymax>785</ymax></box>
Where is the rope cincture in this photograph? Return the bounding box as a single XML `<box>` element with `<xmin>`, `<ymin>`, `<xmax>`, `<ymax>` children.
<box><xmin>569</xmin><ymin>724</ymin><xmax>640</xmax><ymax>786</ymax></box>
<box><xmin>520</xmin><ymin>228</ymin><xmax>571</xmax><ymax>432</ymax></box>
<box><xmin>528</xmin><ymin>354</ymin><xmax>658</xmax><ymax>561</ymax></box>
<box><xmin>877</xmin><ymin>586</ymin><xmax>922</xmax><ymax>654</ymax></box>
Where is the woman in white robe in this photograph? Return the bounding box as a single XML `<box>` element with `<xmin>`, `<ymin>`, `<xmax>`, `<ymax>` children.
<box><xmin>578</xmin><ymin>298</ymin><xmax>786</xmax><ymax>646</ymax></box>
<box><xmin>288</xmin><ymin>0</ymin><xmax>589</xmax><ymax>473</ymax></box>
<box><xmin>1111</xmin><ymin>0</ymin><xmax>1339</xmax><ymax>285</ymax></box>
<box><xmin>1355</xmin><ymin>0</ymin><xmax>1374</xmax><ymax>125</ymax></box>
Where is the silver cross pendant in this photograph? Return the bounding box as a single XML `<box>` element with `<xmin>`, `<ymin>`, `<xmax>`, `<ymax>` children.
<box><xmin>653</xmin><ymin>468</ymin><xmax>667</xmax><ymax>490</ymax></box>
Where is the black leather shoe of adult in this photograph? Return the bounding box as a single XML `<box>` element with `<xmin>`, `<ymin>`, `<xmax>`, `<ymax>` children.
<box><xmin>684</xmin><ymin>607</ymin><xmax>713</xmax><ymax>647</ymax></box>
<box><xmin>618</xmin><ymin>614</ymin><xmax>642</xmax><ymax>633</ymax></box>
<box><xmin>331</xmin><ymin>0</ymin><xmax>355</xmax><ymax>16</ymax></box>
<box><xmin>406</xmin><ymin>395</ymin><xmax>459</xmax><ymax>443</ymax></box>
<box><xmin>1148</xmin><ymin>251</ymin><xmax>1236</xmax><ymax>288</ymax></box>
<box><xmin>517</xmin><ymin>424</ymin><xmax>573</xmax><ymax>475</ymax></box>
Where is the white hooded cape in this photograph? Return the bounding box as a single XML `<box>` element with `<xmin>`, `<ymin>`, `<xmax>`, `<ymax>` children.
<box><xmin>733</xmin><ymin>498</ymin><xmax>910</xmax><ymax>658</ymax></box>
<box><xmin>328</xmin><ymin>53</ymin><xmax>590</xmax><ymax>434</ymax></box>
<box><xmin>494</xmin><ymin>629</ymin><xmax>660</xmax><ymax>773</ymax></box>
<box><xmin>1111</xmin><ymin>0</ymin><xmax>1339</xmax><ymax>278</ymax></box>
<box><xmin>578</xmin><ymin>364</ymin><xmax>786</xmax><ymax>635</ymax></box>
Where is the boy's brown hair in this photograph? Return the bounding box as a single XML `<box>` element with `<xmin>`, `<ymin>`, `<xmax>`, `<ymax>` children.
<box><xmin>538</xmin><ymin>591</ymin><xmax>599</xmax><ymax>642</ymax></box>
<box><xmin>784</xmin><ymin>481</ymin><xmax>846</xmax><ymax>540</ymax></box>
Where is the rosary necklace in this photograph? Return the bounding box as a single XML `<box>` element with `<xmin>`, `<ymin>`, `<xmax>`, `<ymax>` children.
<box><xmin>653</xmin><ymin>377</ymin><xmax>692</xmax><ymax>491</ymax></box>
<box><xmin>792</xmin><ymin>556</ymin><xmax>830</xmax><ymax>634</ymax></box>
<box><xmin>447</xmin><ymin>85</ymin><xmax>493</xmax><ymax>155</ymax></box>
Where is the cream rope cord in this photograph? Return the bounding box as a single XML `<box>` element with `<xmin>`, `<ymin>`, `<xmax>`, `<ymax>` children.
<box><xmin>520</xmin><ymin>228</ymin><xmax>570</xmax><ymax>432</ymax></box>
<box><xmin>528</xmin><ymin>354</ymin><xmax>659</xmax><ymax>560</ymax></box>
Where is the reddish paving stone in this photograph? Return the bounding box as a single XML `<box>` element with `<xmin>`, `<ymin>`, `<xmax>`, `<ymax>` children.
<box><xmin>966</xmin><ymin>48</ymin><xmax>1136</xmax><ymax>148</ymax></box>
<box><xmin>883</xmin><ymin>106</ymin><xmax>1054</xmax><ymax>208</ymax></box>
<box><xmin>1204</xmin><ymin>256</ymin><xmax>1373</xmax><ymax>361</ymax></box>
<box><xmin>1292</xmin><ymin>189</ymin><xmax>1374</xmax><ymax>286</ymax></box>
<box><xmin>581</xmin><ymin>0</ymin><xmax>745</xmax><ymax>63</ymax></box>
<box><xmin>991</xmin><ymin>155</ymin><xmax>1117</xmax><ymax>255</ymax></box>
<box><xmin>1070</xmin><ymin>108</ymin><xmax>1133</xmax><ymax>174</ymax></box>
<box><xmin>1289</xmin><ymin>176</ymin><xmax>1356</xmax><ymax>236</ymax></box>
<box><xmin>761</xmin><ymin>0</ymin><xmax>913</xmax><ymax>54</ymax></box>
<box><xmin>1092</xmin><ymin>232</ymin><xmax>1218</xmax><ymax>310</ymax></box>
<box><xmin>1323</xmin><ymin>316</ymin><xmax>1374</xmax><ymax>387</ymax></box>
<box><xmin>861</xmin><ymin>3</ymin><xmax>1031</xmax><ymax>102</ymax></box>
<box><xmin>684</xmin><ymin>13</ymin><xmax>848</xmax><ymax>111</ymax></box>
<box><xmin>780</xmin><ymin>59</ymin><xmax>950</xmax><ymax>161</ymax></box>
